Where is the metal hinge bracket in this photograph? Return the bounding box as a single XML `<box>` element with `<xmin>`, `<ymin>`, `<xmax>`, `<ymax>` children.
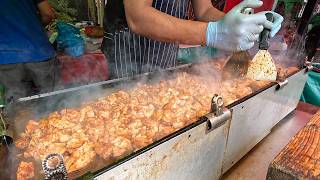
<box><xmin>202</xmin><ymin>94</ymin><xmax>232</xmax><ymax>134</ymax></box>
<box><xmin>276</xmin><ymin>79</ymin><xmax>289</xmax><ymax>90</ymax></box>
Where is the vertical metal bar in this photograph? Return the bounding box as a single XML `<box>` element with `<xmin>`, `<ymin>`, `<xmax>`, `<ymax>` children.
<box><xmin>151</xmin><ymin>39</ymin><xmax>156</xmax><ymax>71</ymax></box>
<box><xmin>127</xmin><ymin>29</ymin><xmax>134</xmax><ymax>76</ymax></box>
<box><xmin>147</xmin><ymin>39</ymin><xmax>151</xmax><ymax>71</ymax></box>
<box><xmin>155</xmin><ymin>41</ymin><xmax>162</xmax><ymax>69</ymax></box>
<box><xmin>142</xmin><ymin>37</ymin><xmax>147</xmax><ymax>72</ymax></box>
<box><xmin>118</xmin><ymin>32</ymin><xmax>124</xmax><ymax>78</ymax></box>
<box><xmin>139</xmin><ymin>35</ymin><xmax>142</xmax><ymax>72</ymax></box>
<box><xmin>122</xmin><ymin>31</ymin><xmax>128</xmax><ymax>77</ymax></box>
<box><xmin>132</xmin><ymin>32</ymin><xmax>138</xmax><ymax>74</ymax></box>
<box><xmin>114</xmin><ymin>33</ymin><xmax>119</xmax><ymax>78</ymax></box>
<box><xmin>297</xmin><ymin>0</ymin><xmax>317</xmax><ymax>35</ymax></box>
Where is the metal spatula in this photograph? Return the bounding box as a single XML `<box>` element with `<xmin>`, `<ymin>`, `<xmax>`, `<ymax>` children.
<box><xmin>246</xmin><ymin>13</ymin><xmax>277</xmax><ymax>81</ymax></box>
<box><xmin>221</xmin><ymin>51</ymin><xmax>251</xmax><ymax>80</ymax></box>
<box><xmin>221</xmin><ymin>8</ymin><xmax>253</xmax><ymax>80</ymax></box>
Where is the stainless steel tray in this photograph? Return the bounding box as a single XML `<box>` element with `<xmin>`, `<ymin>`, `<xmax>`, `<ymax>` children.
<box><xmin>3</xmin><ymin>64</ymin><xmax>307</xmax><ymax>179</ymax></box>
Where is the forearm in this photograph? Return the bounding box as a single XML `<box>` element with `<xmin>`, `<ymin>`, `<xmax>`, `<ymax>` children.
<box><xmin>196</xmin><ymin>7</ymin><xmax>225</xmax><ymax>22</ymax></box>
<box><xmin>191</xmin><ymin>0</ymin><xmax>225</xmax><ymax>22</ymax></box>
<box><xmin>124</xmin><ymin>1</ymin><xmax>207</xmax><ymax>45</ymax></box>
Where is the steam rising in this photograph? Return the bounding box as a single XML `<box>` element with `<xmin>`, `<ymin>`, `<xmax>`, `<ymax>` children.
<box><xmin>2</xmin><ymin>13</ymin><xmax>307</xmax><ymax>177</ymax></box>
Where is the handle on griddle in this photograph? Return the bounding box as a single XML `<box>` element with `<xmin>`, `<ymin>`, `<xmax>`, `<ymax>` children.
<box><xmin>259</xmin><ymin>13</ymin><xmax>274</xmax><ymax>50</ymax></box>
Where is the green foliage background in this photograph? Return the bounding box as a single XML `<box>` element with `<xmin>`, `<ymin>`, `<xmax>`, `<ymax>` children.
<box><xmin>47</xmin><ymin>0</ymin><xmax>78</xmax><ymax>31</ymax></box>
<box><xmin>48</xmin><ymin>0</ymin><xmax>77</xmax><ymax>23</ymax></box>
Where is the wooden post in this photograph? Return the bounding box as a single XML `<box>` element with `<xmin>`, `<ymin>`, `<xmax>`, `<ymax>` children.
<box><xmin>267</xmin><ymin>110</ymin><xmax>320</xmax><ymax>179</ymax></box>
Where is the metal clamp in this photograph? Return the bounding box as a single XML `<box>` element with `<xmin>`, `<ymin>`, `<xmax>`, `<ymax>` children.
<box><xmin>201</xmin><ymin>95</ymin><xmax>232</xmax><ymax>133</ymax></box>
<box><xmin>42</xmin><ymin>154</ymin><xmax>69</xmax><ymax>180</ymax></box>
<box><xmin>276</xmin><ymin>79</ymin><xmax>289</xmax><ymax>90</ymax></box>
<box><xmin>306</xmin><ymin>65</ymin><xmax>314</xmax><ymax>72</ymax></box>
<box><xmin>304</xmin><ymin>56</ymin><xmax>314</xmax><ymax>73</ymax></box>
<box><xmin>211</xmin><ymin>94</ymin><xmax>224</xmax><ymax>116</ymax></box>
<box><xmin>304</xmin><ymin>60</ymin><xmax>314</xmax><ymax>72</ymax></box>
<box><xmin>204</xmin><ymin>111</ymin><xmax>232</xmax><ymax>134</ymax></box>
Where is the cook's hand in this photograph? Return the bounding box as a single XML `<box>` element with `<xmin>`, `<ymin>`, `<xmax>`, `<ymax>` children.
<box><xmin>206</xmin><ymin>0</ymin><xmax>284</xmax><ymax>52</ymax></box>
<box><xmin>256</xmin><ymin>11</ymin><xmax>284</xmax><ymax>38</ymax></box>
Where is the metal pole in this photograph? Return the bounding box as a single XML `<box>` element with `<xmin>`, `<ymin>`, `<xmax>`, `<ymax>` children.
<box><xmin>0</xmin><ymin>84</ymin><xmax>5</xmax><ymax>108</ymax></box>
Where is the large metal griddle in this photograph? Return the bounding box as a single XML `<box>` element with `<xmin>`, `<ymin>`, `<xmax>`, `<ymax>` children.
<box><xmin>3</xmin><ymin>61</ymin><xmax>308</xmax><ymax>179</ymax></box>
<box><xmin>94</xmin><ymin>68</ymin><xmax>308</xmax><ymax>180</ymax></box>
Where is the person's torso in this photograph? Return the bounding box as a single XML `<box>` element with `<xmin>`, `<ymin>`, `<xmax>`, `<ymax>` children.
<box><xmin>103</xmin><ymin>0</ymin><xmax>191</xmax><ymax>79</ymax></box>
<box><xmin>0</xmin><ymin>0</ymin><xmax>55</xmax><ymax>64</ymax></box>
<box><xmin>104</xmin><ymin>0</ymin><xmax>191</xmax><ymax>32</ymax></box>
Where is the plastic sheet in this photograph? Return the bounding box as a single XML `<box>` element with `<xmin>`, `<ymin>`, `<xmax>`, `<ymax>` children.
<box><xmin>56</xmin><ymin>21</ymin><xmax>84</xmax><ymax>57</ymax></box>
<box><xmin>301</xmin><ymin>68</ymin><xmax>320</xmax><ymax>106</ymax></box>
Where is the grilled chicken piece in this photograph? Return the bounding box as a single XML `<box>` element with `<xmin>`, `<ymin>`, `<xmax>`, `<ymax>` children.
<box><xmin>17</xmin><ymin>162</ymin><xmax>34</xmax><ymax>180</ymax></box>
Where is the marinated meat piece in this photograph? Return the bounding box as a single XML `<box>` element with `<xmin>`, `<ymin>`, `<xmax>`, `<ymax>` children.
<box><xmin>94</xmin><ymin>142</ymin><xmax>113</xmax><ymax>160</ymax></box>
<box><xmin>93</xmin><ymin>133</ymin><xmax>113</xmax><ymax>161</ymax></box>
<box><xmin>79</xmin><ymin>105</ymin><xmax>96</xmax><ymax>122</ymax></box>
<box><xmin>15</xmin><ymin>133</ymin><xmax>30</xmax><ymax>149</ymax></box>
<box><xmin>111</xmin><ymin>136</ymin><xmax>133</xmax><ymax>158</ymax></box>
<box><xmin>17</xmin><ymin>162</ymin><xmax>34</xmax><ymax>180</ymax></box>
<box><xmin>49</xmin><ymin>117</ymin><xmax>76</xmax><ymax>130</ymax></box>
<box><xmin>132</xmin><ymin>133</ymin><xmax>153</xmax><ymax>149</ymax></box>
<box><xmin>66</xmin><ymin>142</ymin><xmax>96</xmax><ymax>172</ymax></box>
<box><xmin>25</xmin><ymin>120</ymin><xmax>38</xmax><ymax>136</ymax></box>
<box><xmin>127</xmin><ymin>119</ymin><xmax>154</xmax><ymax>149</ymax></box>
<box><xmin>143</xmin><ymin>118</ymin><xmax>160</xmax><ymax>139</ymax></box>
<box><xmin>66</xmin><ymin>137</ymin><xmax>85</xmax><ymax>149</ymax></box>
<box><xmin>157</xmin><ymin>124</ymin><xmax>175</xmax><ymax>139</ymax></box>
<box><xmin>83</xmin><ymin>117</ymin><xmax>105</xmax><ymax>142</ymax></box>
<box><xmin>59</xmin><ymin>109</ymin><xmax>80</xmax><ymax>122</ymax></box>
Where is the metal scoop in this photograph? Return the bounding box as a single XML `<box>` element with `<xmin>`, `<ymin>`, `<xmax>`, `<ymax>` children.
<box><xmin>246</xmin><ymin>13</ymin><xmax>277</xmax><ymax>81</ymax></box>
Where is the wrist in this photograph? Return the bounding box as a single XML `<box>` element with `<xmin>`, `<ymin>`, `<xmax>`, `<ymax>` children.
<box><xmin>193</xmin><ymin>22</ymin><xmax>209</xmax><ymax>46</ymax></box>
<box><xmin>206</xmin><ymin>21</ymin><xmax>219</xmax><ymax>47</ymax></box>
